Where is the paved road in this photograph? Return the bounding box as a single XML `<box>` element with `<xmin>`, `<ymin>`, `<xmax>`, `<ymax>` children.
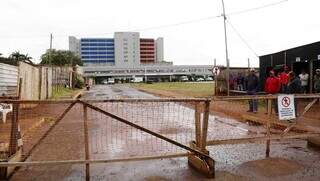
<box><xmin>12</xmin><ymin>84</ymin><xmax>320</xmax><ymax>181</ymax></box>
<box><xmin>82</xmin><ymin>84</ymin><xmax>157</xmax><ymax>99</ymax></box>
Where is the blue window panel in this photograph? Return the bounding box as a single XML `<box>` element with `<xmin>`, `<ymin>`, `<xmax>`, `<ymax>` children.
<box><xmin>81</xmin><ymin>47</ymin><xmax>114</xmax><ymax>52</ymax></box>
<box><xmin>81</xmin><ymin>43</ymin><xmax>114</xmax><ymax>46</ymax></box>
<box><xmin>81</xmin><ymin>56</ymin><xmax>115</xmax><ymax>59</ymax></box>
<box><xmin>81</xmin><ymin>52</ymin><xmax>108</xmax><ymax>55</ymax></box>
<box><xmin>81</xmin><ymin>47</ymin><xmax>114</xmax><ymax>51</ymax></box>
<box><xmin>81</xmin><ymin>39</ymin><xmax>114</xmax><ymax>43</ymax></box>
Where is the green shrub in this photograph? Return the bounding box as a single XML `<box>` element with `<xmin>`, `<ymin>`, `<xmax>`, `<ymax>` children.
<box><xmin>75</xmin><ymin>77</ymin><xmax>84</xmax><ymax>89</ymax></box>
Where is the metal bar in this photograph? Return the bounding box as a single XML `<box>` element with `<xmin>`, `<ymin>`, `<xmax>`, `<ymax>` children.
<box><xmin>0</xmin><ymin>98</ymin><xmax>209</xmax><ymax>104</ymax></box>
<box><xmin>80</xmin><ymin>101</ymin><xmax>210</xmax><ymax>159</ymax></box>
<box><xmin>83</xmin><ymin>104</ymin><xmax>90</xmax><ymax>181</ymax></box>
<box><xmin>2</xmin><ymin>94</ymin><xmax>320</xmax><ymax>103</ymax></box>
<box><xmin>23</xmin><ymin>102</ymin><xmax>77</xmax><ymax>159</ymax></box>
<box><xmin>201</xmin><ymin>101</ymin><xmax>210</xmax><ymax>152</ymax></box>
<box><xmin>194</xmin><ymin>103</ymin><xmax>201</xmax><ymax>147</ymax></box>
<box><xmin>0</xmin><ymin>153</ymin><xmax>192</xmax><ymax>167</ymax></box>
<box><xmin>213</xmin><ymin>94</ymin><xmax>320</xmax><ymax>101</ymax></box>
<box><xmin>206</xmin><ymin>133</ymin><xmax>320</xmax><ymax>146</ymax></box>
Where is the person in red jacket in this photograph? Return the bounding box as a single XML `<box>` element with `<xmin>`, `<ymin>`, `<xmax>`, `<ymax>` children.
<box><xmin>279</xmin><ymin>66</ymin><xmax>289</xmax><ymax>93</ymax></box>
<box><xmin>265</xmin><ymin>70</ymin><xmax>281</xmax><ymax>114</ymax></box>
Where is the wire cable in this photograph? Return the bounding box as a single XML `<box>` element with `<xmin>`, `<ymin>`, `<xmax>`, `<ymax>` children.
<box><xmin>0</xmin><ymin>0</ymin><xmax>288</xmax><ymax>39</ymax></box>
<box><xmin>226</xmin><ymin>18</ymin><xmax>259</xmax><ymax>57</ymax></box>
<box><xmin>227</xmin><ymin>0</ymin><xmax>288</xmax><ymax>16</ymax></box>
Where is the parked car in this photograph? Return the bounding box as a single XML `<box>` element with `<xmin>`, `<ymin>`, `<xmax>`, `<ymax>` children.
<box><xmin>107</xmin><ymin>78</ymin><xmax>115</xmax><ymax>84</ymax></box>
<box><xmin>196</xmin><ymin>78</ymin><xmax>205</xmax><ymax>81</ymax></box>
<box><xmin>131</xmin><ymin>77</ymin><xmax>144</xmax><ymax>83</ymax></box>
<box><xmin>180</xmin><ymin>76</ymin><xmax>189</xmax><ymax>82</ymax></box>
<box><xmin>103</xmin><ymin>80</ymin><xmax>108</xmax><ymax>84</ymax></box>
<box><xmin>205</xmin><ymin>77</ymin><xmax>213</xmax><ymax>81</ymax></box>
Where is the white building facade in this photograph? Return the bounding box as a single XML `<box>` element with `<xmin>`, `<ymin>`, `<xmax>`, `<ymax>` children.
<box><xmin>114</xmin><ymin>32</ymin><xmax>140</xmax><ymax>67</ymax></box>
<box><xmin>155</xmin><ymin>37</ymin><xmax>164</xmax><ymax>63</ymax></box>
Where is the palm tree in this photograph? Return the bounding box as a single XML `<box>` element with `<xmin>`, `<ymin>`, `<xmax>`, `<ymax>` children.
<box><xmin>9</xmin><ymin>51</ymin><xmax>33</xmax><ymax>64</ymax></box>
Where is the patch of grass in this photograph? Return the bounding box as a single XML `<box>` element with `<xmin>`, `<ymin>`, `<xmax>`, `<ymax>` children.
<box><xmin>51</xmin><ymin>86</ymin><xmax>80</xmax><ymax>99</ymax></box>
<box><xmin>132</xmin><ymin>82</ymin><xmax>214</xmax><ymax>98</ymax></box>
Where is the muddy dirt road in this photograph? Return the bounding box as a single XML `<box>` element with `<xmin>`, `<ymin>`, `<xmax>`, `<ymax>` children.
<box><xmin>11</xmin><ymin>85</ymin><xmax>320</xmax><ymax>181</ymax></box>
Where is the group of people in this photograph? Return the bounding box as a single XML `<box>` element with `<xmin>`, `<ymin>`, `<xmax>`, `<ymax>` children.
<box><xmin>244</xmin><ymin>66</ymin><xmax>320</xmax><ymax>114</ymax></box>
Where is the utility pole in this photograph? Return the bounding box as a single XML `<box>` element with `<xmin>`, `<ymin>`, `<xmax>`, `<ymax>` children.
<box><xmin>247</xmin><ymin>58</ymin><xmax>250</xmax><ymax>69</ymax></box>
<box><xmin>214</xmin><ymin>58</ymin><xmax>217</xmax><ymax>96</ymax></box>
<box><xmin>221</xmin><ymin>0</ymin><xmax>230</xmax><ymax>96</ymax></box>
<box><xmin>49</xmin><ymin>33</ymin><xmax>53</xmax><ymax>66</ymax></box>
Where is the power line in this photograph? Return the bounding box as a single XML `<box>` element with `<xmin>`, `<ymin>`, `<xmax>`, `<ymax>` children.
<box><xmin>226</xmin><ymin>18</ymin><xmax>259</xmax><ymax>57</ymax></box>
<box><xmin>227</xmin><ymin>0</ymin><xmax>288</xmax><ymax>16</ymax></box>
<box><xmin>0</xmin><ymin>0</ymin><xmax>288</xmax><ymax>39</ymax></box>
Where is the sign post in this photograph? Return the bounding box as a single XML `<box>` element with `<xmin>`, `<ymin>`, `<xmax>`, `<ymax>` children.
<box><xmin>277</xmin><ymin>95</ymin><xmax>296</xmax><ymax>120</ymax></box>
<box><xmin>211</xmin><ymin>66</ymin><xmax>220</xmax><ymax>95</ymax></box>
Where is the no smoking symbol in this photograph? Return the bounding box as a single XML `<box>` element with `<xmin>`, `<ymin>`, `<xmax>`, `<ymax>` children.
<box><xmin>282</xmin><ymin>97</ymin><xmax>290</xmax><ymax>107</ymax></box>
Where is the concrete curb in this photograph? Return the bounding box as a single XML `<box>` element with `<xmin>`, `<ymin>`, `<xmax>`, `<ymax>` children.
<box><xmin>72</xmin><ymin>89</ymin><xmax>84</xmax><ymax>100</ymax></box>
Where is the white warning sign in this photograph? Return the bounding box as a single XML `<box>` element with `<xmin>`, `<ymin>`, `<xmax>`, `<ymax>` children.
<box><xmin>277</xmin><ymin>94</ymin><xmax>296</xmax><ymax>120</ymax></box>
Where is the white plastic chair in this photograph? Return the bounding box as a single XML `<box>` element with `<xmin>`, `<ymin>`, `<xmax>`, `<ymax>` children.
<box><xmin>0</xmin><ymin>103</ymin><xmax>12</xmax><ymax>123</ymax></box>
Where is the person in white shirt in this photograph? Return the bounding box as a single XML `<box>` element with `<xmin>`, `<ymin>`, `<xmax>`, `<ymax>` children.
<box><xmin>299</xmin><ymin>69</ymin><xmax>309</xmax><ymax>93</ymax></box>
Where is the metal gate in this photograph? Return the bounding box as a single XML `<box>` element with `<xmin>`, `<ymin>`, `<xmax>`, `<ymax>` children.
<box><xmin>0</xmin><ymin>98</ymin><xmax>215</xmax><ymax>180</ymax></box>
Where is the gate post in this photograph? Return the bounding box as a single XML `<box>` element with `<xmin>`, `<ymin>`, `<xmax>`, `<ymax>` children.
<box><xmin>266</xmin><ymin>98</ymin><xmax>272</xmax><ymax>157</ymax></box>
<box><xmin>188</xmin><ymin>100</ymin><xmax>215</xmax><ymax>178</ymax></box>
<box><xmin>194</xmin><ymin>103</ymin><xmax>201</xmax><ymax>148</ymax></box>
<box><xmin>0</xmin><ymin>102</ymin><xmax>23</xmax><ymax>179</ymax></box>
<box><xmin>83</xmin><ymin>104</ymin><xmax>90</xmax><ymax>181</ymax></box>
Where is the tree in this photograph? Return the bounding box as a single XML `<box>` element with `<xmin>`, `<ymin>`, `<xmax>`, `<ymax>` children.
<box><xmin>40</xmin><ymin>49</ymin><xmax>83</xmax><ymax>66</ymax></box>
<box><xmin>9</xmin><ymin>51</ymin><xmax>34</xmax><ymax>64</ymax></box>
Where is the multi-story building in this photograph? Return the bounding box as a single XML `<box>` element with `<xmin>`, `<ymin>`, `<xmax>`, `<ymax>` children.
<box><xmin>69</xmin><ymin>32</ymin><xmax>164</xmax><ymax>67</ymax></box>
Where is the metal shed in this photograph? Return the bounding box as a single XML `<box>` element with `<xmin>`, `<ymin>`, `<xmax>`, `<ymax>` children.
<box><xmin>259</xmin><ymin>41</ymin><xmax>320</xmax><ymax>92</ymax></box>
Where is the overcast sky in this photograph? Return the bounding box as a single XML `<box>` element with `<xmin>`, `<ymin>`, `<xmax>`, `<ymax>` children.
<box><xmin>1</xmin><ymin>0</ymin><xmax>319</xmax><ymax>67</ymax></box>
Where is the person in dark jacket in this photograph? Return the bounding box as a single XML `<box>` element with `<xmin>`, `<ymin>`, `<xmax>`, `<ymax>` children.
<box><xmin>287</xmin><ymin>71</ymin><xmax>302</xmax><ymax>94</ymax></box>
<box><xmin>313</xmin><ymin>69</ymin><xmax>320</xmax><ymax>93</ymax></box>
<box><xmin>287</xmin><ymin>71</ymin><xmax>301</xmax><ymax>116</ymax></box>
<box><xmin>245</xmin><ymin>68</ymin><xmax>259</xmax><ymax>113</ymax></box>
<box><xmin>236</xmin><ymin>72</ymin><xmax>245</xmax><ymax>91</ymax></box>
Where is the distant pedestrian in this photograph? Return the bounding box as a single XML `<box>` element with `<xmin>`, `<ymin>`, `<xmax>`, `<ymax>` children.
<box><xmin>236</xmin><ymin>72</ymin><xmax>245</xmax><ymax>91</ymax></box>
<box><xmin>313</xmin><ymin>69</ymin><xmax>320</xmax><ymax>93</ymax></box>
<box><xmin>229</xmin><ymin>74</ymin><xmax>235</xmax><ymax>90</ymax></box>
<box><xmin>279</xmin><ymin>66</ymin><xmax>289</xmax><ymax>93</ymax></box>
<box><xmin>245</xmin><ymin>68</ymin><xmax>259</xmax><ymax>113</ymax></box>
<box><xmin>265</xmin><ymin>70</ymin><xmax>281</xmax><ymax>114</ymax></box>
<box><xmin>287</xmin><ymin>71</ymin><xmax>301</xmax><ymax>116</ymax></box>
<box><xmin>299</xmin><ymin>69</ymin><xmax>309</xmax><ymax>94</ymax></box>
